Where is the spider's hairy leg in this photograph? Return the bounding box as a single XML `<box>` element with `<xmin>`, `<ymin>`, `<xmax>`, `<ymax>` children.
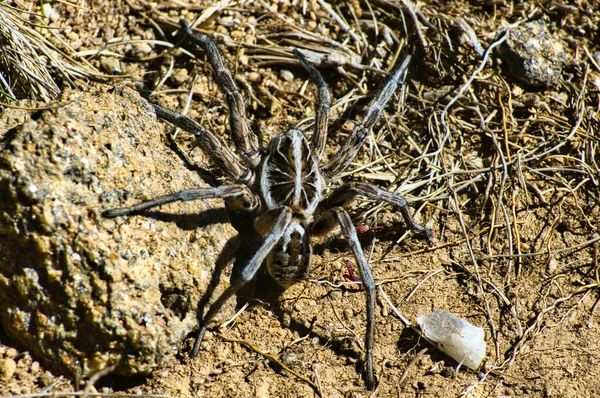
<box><xmin>102</xmin><ymin>185</ymin><xmax>258</xmax><ymax>218</ymax></box>
<box><xmin>316</xmin><ymin>181</ymin><xmax>433</xmax><ymax>244</ymax></box>
<box><xmin>311</xmin><ymin>208</ymin><xmax>377</xmax><ymax>390</ymax></box>
<box><xmin>179</xmin><ymin>19</ymin><xmax>260</xmax><ymax>167</ymax></box>
<box><xmin>293</xmin><ymin>49</ymin><xmax>331</xmax><ymax>160</ymax></box>
<box><xmin>153</xmin><ymin>104</ymin><xmax>253</xmax><ymax>185</ymax></box>
<box><xmin>323</xmin><ymin>55</ymin><xmax>412</xmax><ymax>178</ymax></box>
<box><xmin>191</xmin><ymin>207</ymin><xmax>293</xmax><ymax>358</ymax></box>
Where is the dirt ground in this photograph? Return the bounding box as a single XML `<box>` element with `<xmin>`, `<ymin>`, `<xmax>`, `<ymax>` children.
<box><xmin>1</xmin><ymin>0</ymin><xmax>599</xmax><ymax>397</ymax></box>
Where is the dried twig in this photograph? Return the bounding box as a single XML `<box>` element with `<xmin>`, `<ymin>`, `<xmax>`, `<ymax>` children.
<box><xmin>217</xmin><ymin>334</ymin><xmax>319</xmax><ymax>390</ymax></box>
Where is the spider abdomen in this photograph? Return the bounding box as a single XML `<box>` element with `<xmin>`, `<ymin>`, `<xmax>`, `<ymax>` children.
<box><xmin>260</xmin><ymin>129</ymin><xmax>322</xmax><ymax>214</ymax></box>
<box><xmin>266</xmin><ymin>222</ymin><xmax>311</xmax><ymax>287</ymax></box>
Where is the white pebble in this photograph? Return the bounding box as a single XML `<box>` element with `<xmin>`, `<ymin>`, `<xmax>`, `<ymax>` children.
<box><xmin>416</xmin><ymin>310</ymin><xmax>486</xmax><ymax>370</ymax></box>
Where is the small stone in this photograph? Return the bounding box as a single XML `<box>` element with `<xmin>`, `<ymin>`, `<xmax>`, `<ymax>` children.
<box><xmin>218</xmin><ymin>16</ymin><xmax>235</xmax><ymax>27</ymax></box>
<box><xmin>280</xmin><ymin>69</ymin><xmax>294</xmax><ymax>82</ymax></box>
<box><xmin>30</xmin><ymin>361</ymin><xmax>40</xmax><ymax>373</ymax></box>
<box><xmin>42</xmin><ymin>3</ymin><xmax>60</xmax><ymax>22</ymax></box>
<box><xmin>497</xmin><ymin>20</ymin><xmax>567</xmax><ymax>88</ymax></box>
<box><xmin>100</xmin><ymin>57</ymin><xmax>121</xmax><ymax>74</ymax></box>
<box><xmin>131</xmin><ymin>42</ymin><xmax>153</xmax><ymax>57</ymax></box>
<box><xmin>5</xmin><ymin>348</ymin><xmax>17</xmax><ymax>358</ymax></box>
<box><xmin>548</xmin><ymin>257</ymin><xmax>559</xmax><ymax>273</ymax></box>
<box><xmin>170</xmin><ymin>68</ymin><xmax>189</xmax><ymax>86</ymax></box>
<box><xmin>66</xmin><ymin>31</ymin><xmax>79</xmax><ymax>42</ymax></box>
<box><xmin>417</xmin><ymin>310</ymin><xmax>486</xmax><ymax>370</ymax></box>
<box><xmin>248</xmin><ymin>72</ymin><xmax>261</xmax><ymax>83</ymax></box>
<box><xmin>39</xmin><ymin>371</ymin><xmax>55</xmax><ymax>387</ymax></box>
<box><xmin>0</xmin><ymin>358</ymin><xmax>17</xmax><ymax>380</ymax></box>
<box><xmin>280</xmin><ymin>350</ymin><xmax>299</xmax><ymax>369</ymax></box>
<box><xmin>231</xmin><ymin>30</ymin><xmax>244</xmax><ymax>41</ymax></box>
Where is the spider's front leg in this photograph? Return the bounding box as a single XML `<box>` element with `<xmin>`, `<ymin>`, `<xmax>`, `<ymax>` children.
<box><xmin>179</xmin><ymin>19</ymin><xmax>260</xmax><ymax>167</ymax></box>
<box><xmin>317</xmin><ymin>181</ymin><xmax>433</xmax><ymax>244</ymax></box>
<box><xmin>323</xmin><ymin>55</ymin><xmax>412</xmax><ymax>179</ymax></box>
<box><xmin>311</xmin><ymin>207</ymin><xmax>377</xmax><ymax>390</ymax></box>
<box><xmin>293</xmin><ymin>49</ymin><xmax>331</xmax><ymax>160</ymax></box>
<box><xmin>102</xmin><ymin>184</ymin><xmax>258</xmax><ymax>218</ymax></box>
<box><xmin>153</xmin><ymin>104</ymin><xmax>253</xmax><ymax>185</ymax></box>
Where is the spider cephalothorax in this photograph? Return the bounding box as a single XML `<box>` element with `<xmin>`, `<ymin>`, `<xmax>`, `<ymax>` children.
<box><xmin>103</xmin><ymin>19</ymin><xmax>433</xmax><ymax>390</ymax></box>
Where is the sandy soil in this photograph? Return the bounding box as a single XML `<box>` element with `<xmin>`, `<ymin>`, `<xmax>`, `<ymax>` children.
<box><xmin>1</xmin><ymin>0</ymin><xmax>599</xmax><ymax>397</ymax></box>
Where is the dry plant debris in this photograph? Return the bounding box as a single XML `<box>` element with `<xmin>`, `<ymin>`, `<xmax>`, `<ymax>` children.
<box><xmin>0</xmin><ymin>0</ymin><xmax>599</xmax><ymax>396</ymax></box>
<box><xmin>0</xmin><ymin>1</ymin><xmax>112</xmax><ymax>103</ymax></box>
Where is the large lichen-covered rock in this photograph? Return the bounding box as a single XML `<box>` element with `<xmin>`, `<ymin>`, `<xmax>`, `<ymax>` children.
<box><xmin>0</xmin><ymin>87</ymin><xmax>234</xmax><ymax>379</ymax></box>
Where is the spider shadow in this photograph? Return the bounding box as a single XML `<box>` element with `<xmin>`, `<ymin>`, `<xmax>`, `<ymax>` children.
<box><xmin>191</xmin><ymin>203</ymin><xmax>277</xmax><ymax>328</ymax></box>
<box><xmin>268</xmin><ymin>289</ymin><xmax>372</xmax><ymax>382</ymax></box>
<box><xmin>192</xmin><ymin>201</ymin><xmax>288</xmax><ymax>319</ymax></box>
<box><xmin>132</xmin><ymin>207</ymin><xmax>230</xmax><ymax>231</ymax></box>
<box><xmin>188</xmin><ymin>205</ymin><xmax>373</xmax><ymax>381</ymax></box>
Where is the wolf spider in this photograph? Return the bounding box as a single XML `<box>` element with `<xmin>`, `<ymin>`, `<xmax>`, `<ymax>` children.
<box><xmin>103</xmin><ymin>19</ymin><xmax>433</xmax><ymax>389</ymax></box>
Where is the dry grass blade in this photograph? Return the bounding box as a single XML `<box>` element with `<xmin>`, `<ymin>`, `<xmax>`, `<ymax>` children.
<box><xmin>0</xmin><ymin>3</ymin><xmax>107</xmax><ymax>102</ymax></box>
<box><xmin>370</xmin><ymin>0</ymin><xmax>429</xmax><ymax>52</ymax></box>
<box><xmin>315</xmin><ymin>0</ymin><xmax>362</xmax><ymax>48</ymax></box>
<box><xmin>0</xmin><ymin>4</ymin><xmax>60</xmax><ymax>101</ymax></box>
<box><xmin>189</xmin><ymin>0</ymin><xmax>234</xmax><ymax>29</ymax></box>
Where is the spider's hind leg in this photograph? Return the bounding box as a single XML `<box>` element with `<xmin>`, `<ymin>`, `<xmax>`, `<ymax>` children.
<box><xmin>310</xmin><ymin>207</ymin><xmax>377</xmax><ymax>390</ymax></box>
<box><xmin>315</xmin><ymin>181</ymin><xmax>433</xmax><ymax>244</ymax></box>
